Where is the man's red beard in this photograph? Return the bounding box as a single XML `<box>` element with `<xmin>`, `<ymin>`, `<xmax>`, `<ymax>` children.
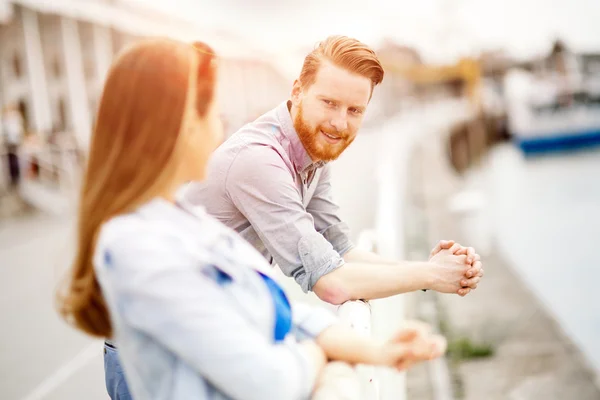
<box><xmin>293</xmin><ymin>103</ymin><xmax>355</xmax><ymax>162</ymax></box>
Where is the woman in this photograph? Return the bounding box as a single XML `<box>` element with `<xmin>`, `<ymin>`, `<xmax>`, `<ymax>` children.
<box><xmin>57</xmin><ymin>38</ymin><xmax>446</xmax><ymax>400</ymax></box>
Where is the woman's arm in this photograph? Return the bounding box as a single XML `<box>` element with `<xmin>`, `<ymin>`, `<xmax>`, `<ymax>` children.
<box><xmin>290</xmin><ymin>299</ymin><xmax>446</xmax><ymax>369</ymax></box>
<box><xmin>315</xmin><ymin>322</ymin><xmax>446</xmax><ymax>369</ymax></box>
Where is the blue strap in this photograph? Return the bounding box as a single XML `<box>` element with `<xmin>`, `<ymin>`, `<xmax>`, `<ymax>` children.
<box><xmin>258</xmin><ymin>272</ymin><xmax>292</xmax><ymax>342</ymax></box>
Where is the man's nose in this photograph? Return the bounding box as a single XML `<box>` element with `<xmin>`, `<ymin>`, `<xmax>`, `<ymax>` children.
<box><xmin>330</xmin><ymin>111</ymin><xmax>348</xmax><ymax>132</ymax></box>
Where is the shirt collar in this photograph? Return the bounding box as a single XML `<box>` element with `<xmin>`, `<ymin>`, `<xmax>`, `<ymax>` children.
<box><xmin>275</xmin><ymin>101</ymin><xmax>326</xmax><ymax>175</ymax></box>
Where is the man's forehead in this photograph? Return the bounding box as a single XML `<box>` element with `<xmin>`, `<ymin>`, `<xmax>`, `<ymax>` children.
<box><xmin>310</xmin><ymin>62</ymin><xmax>371</xmax><ymax>107</ymax></box>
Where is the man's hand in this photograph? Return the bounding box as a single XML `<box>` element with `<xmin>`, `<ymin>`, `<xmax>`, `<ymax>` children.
<box><xmin>429</xmin><ymin>239</ymin><xmax>456</xmax><ymax>258</ymax></box>
<box><xmin>428</xmin><ymin>249</ymin><xmax>471</xmax><ymax>294</ymax></box>
<box><xmin>429</xmin><ymin>240</ymin><xmax>484</xmax><ymax>296</ymax></box>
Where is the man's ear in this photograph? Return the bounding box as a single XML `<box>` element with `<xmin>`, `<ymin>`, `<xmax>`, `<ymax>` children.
<box><xmin>291</xmin><ymin>79</ymin><xmax>302</xmax><ymax>106</ymax></box>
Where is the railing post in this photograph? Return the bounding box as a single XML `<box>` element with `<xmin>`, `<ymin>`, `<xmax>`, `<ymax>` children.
<box><xmin>337</xmin><ymin>299</ymin><xmax>379</xmax><ymax>399</ymax></box>
<box><xmin>333</xmin><ymin>229</ymin><xmax>382</xmax><ymax>399</ymax></box>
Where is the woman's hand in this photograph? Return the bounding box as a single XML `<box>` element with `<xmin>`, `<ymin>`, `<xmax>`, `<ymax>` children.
<box><xmin>314</xmin><ymin>320</ymin><xmax>446</xmax><ymax>371</ymax></box>
<box><xmin>376</xmin><ymin>321</ymin><xmax>447</xmax><ymax>371</ymax></box>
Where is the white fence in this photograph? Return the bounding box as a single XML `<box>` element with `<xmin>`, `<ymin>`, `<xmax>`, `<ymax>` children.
<box><xmin>335</xmin><ymin>99</ymin><xmax>475</xmax><ymax>400</ymax></box>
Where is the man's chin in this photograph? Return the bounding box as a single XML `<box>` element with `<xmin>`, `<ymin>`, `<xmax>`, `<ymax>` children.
<box><xmin>314</xmin><ymin>149</ymin><xmax>343</xmax><ymax>162</ymax></box>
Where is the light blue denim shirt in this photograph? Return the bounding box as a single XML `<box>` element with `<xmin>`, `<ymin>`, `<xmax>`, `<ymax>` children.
<box><xmin>94</xmin><ymin>198</ymin><xmax>338</xmax><ymax>400</ymax></box>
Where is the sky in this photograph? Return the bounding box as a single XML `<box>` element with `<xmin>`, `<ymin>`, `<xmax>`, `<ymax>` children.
<box><xmin>125</xmin><ymin>0</ymin><xmax>600</xmax><ymax>66</ymax></box>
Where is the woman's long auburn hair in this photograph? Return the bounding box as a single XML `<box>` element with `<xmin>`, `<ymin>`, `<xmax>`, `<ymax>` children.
<box><xmin>57</xmin><ymin>38</ymin><xmax>217</xmax><ymax>338</ymax></box>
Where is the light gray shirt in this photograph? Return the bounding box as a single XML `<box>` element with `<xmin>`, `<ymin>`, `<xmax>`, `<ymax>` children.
<box><xmin>180</xmin><ymin>101</ymin><xmax>354</xmax><ymax>292</ymax></box>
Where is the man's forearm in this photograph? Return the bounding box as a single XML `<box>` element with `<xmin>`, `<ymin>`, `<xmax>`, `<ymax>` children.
<box><xmin>343</xmin><ymin>247</ymin><xmax>398</xmax><ymax>265</ymax></box>
<box><xmin>312</xmin><ymin>260</ymin><xmax>434</xmax><ymax>304</ymax></box>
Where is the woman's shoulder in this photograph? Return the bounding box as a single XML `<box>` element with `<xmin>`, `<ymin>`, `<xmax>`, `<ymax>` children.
<box><xmin>94</xmin><ymin>197</ymin><xmax>272</xmax><ymax>278</ymax></box>
<box><xmin>93</xmin><ymin>201</ymin><xmax>194</xmax><ymax>271</ymax></box>
<box><xmin>97</xmin><ymin>210</ymin><xmax>173</xmax><ymax>250</ymax></box>
<box><xmin>98</xmin><ymin>198</ymin><xmax>203</xmax><ymax>247</ymax></box>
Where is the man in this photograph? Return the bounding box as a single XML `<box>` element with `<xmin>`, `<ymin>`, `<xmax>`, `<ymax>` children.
<box><xmin>180</xmin><ymin>35</ymin><xmax>483</xmax><ymax>304</ymax></box>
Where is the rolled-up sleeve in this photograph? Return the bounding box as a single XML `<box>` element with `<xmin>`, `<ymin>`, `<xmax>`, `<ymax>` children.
<box><xmin>226</xmin><ymin>145</ymin><xmax>345</xmax><ymax>292</ymax></box>
<box><xmin>96</xmin><ymin>222</ymin><xmax>317</xmax><ymax>400</ymax></box>
<box><xmin>306</xmin><ymin>165</ymin><xmax>354</xmax><ymax>257</ymax></box>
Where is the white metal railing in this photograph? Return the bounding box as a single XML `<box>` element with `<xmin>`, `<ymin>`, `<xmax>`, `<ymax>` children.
<box><xmin>333</xmin><ymin>100</ymin><xmax>475</xmax><ymax>400</ymax></box>
<box><xmin>335</xmin><ymin>229</ymin><xmax>380</xmax><ymax>399</ymax></box>
<box><xmin>331</xmin><ymin>110</ymin><xmax>417</xmax><ymax>400</ymax></box>
<box><xmin>333</xmin><ymin>227</ymin><xmax>405</xmax><ymax>400</ymax></box>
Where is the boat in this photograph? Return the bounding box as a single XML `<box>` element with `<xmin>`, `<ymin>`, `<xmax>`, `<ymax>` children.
<box><xmin>503</xmin><ymin>42</ymin><xmax>600</xmax><ymax>155</ymax></box>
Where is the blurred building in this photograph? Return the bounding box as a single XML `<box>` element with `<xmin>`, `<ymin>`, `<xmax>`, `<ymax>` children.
<box><xmin>374</xmin><ymin>40</ymin><xmax>423</xmax><ymax>116</ymax></box>
<box><xmin>0</xmin><ymin>0</ymin><xmax>290</xmax><ymax>148</ymax></box>
<box><xmin>376</xmin><ymin>39</ymin><xmax>483</xmax><ymax>109</ymax></box>
<box><xmin>0</xmin><ymin>0</ymin><xmax>290</xmax><ymax>214</ymax></box>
